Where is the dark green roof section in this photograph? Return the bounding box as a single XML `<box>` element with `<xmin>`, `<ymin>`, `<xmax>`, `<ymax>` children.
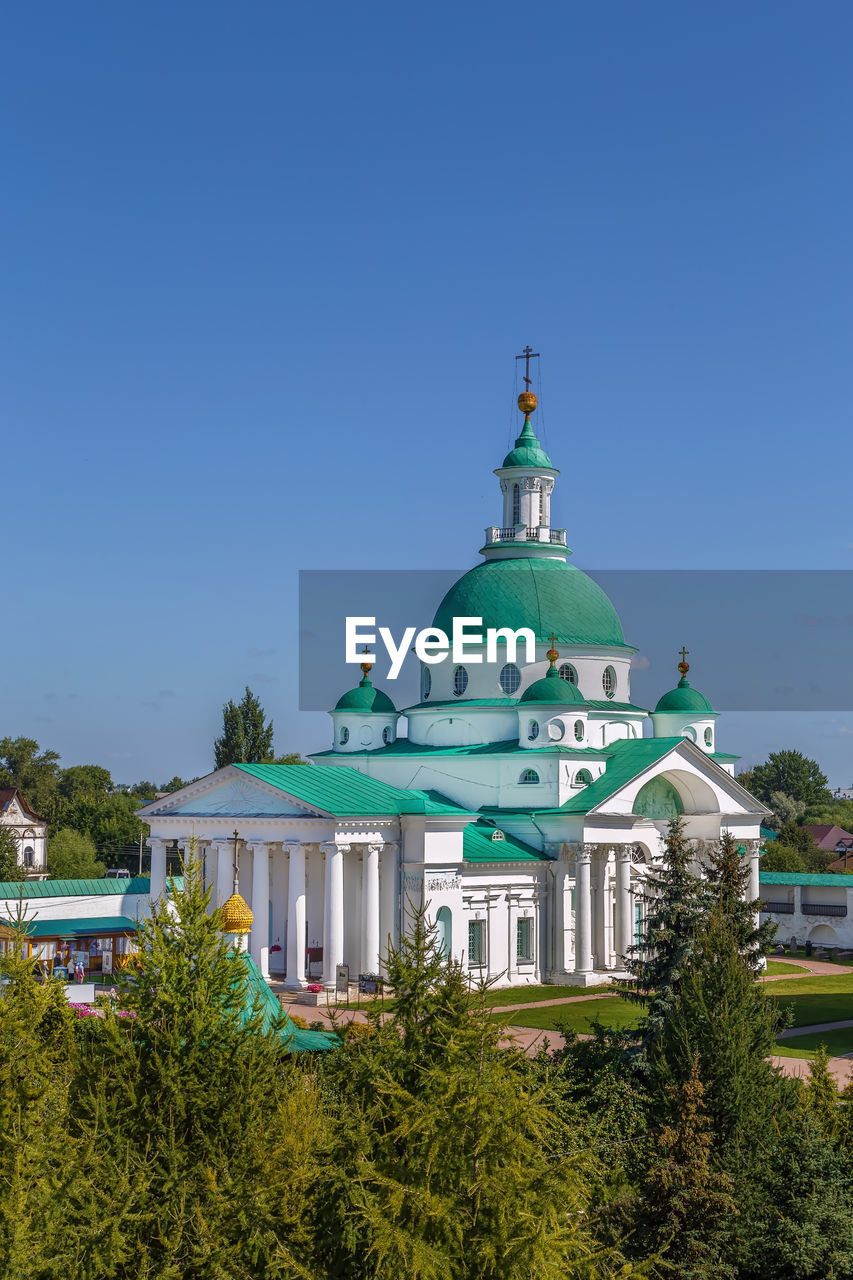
<box><xmin>239</xmin><ymin>953</ymin><xmax>335</xmax><ymax>1052</ymax></box>
<box><xmin>501</xmin><ymin>418</ymin><xmax>554</xmax><ymax>469</ymax></box>
<box><xmin>582</xmin><ymin>701</ymin><xmax>649</xmax><ymax>714</ymax></box>
<box><xmin>234</xmin><ymin>763</ymin><xmax>472</xmax><ymax>817</ymax></box>
<box><xmin>2</xmin><ymin>915</ymin><xmax>140</xmax><ymax>938</ymax></box>
<box><xmin>760</xmin><ymin>872</ymin><xmax>852</xmax><ymax>887</ymax></box>
<box><xmin>520</xmin><ymin>666</ymin><xmax>586</xmax><ymax>706</ymax></box>
<box><xmin>0</xmin><ymin>877</ymin><xmax>150</xmax><ymax>900</ymax></box>
<box><xmin>334</xmin><ymin>675</ymin><xmax>397</xmax><ymax>715</ymax></box>
<box><xmin>654</xmin><ymin>677</ymin><xmax>716</xmax><ymax>715</ymax></box>
<box><xmin>711</xmin><ymin>752</ymin><xmax>740</xmax><ymax>761</ymax></box>
<box><xmin>312</xmin><ymin>738</ymin><xmax>606</xmax><ymax>760</ymax></box>
<box><xmin>463</xmin><ymin>820</ymin><xmax>549</xmax><ymax>863</ymax></box>
<box><xmin>549</xmin><ymin>738</ymin><xmax>683</xmax><ymax>814</ymax></box>
<box><xmin>432</xmin><ymin>558</ymin><xmax>627</xmax><ymax>647</ymax></box>
<box><xmin>406</xmin><ymin>699</ymin><xmax>517</xmax><ymax>710</ymax></box>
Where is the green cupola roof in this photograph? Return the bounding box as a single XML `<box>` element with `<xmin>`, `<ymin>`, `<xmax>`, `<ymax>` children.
<box><xmin>654</xmin><ymin>676</ymin><xmax>715</xmax><ymax>716</ymax></box>
<box><xmin>520</xmin><ymin>665</ymin><xmax>586</xmax><ymax>705</ymax></box>
<box><xmin>334</xmin><ymin>675</ymin><xmax>397</xmax><ymax>715</ymax></box>
<box><xmin>501</xmin><ymin>418</ymin><xmax>554</xmax><ymax>469</ymax></box>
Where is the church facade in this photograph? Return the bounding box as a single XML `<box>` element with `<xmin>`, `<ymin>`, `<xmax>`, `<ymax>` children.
<box><xmin>139</xmin><ymin>380</ymin><xmax>768</xmax><ymax>988</ymax></box>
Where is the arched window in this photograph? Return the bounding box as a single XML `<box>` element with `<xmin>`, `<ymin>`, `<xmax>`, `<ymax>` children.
<box><xmin>527</xmin><ymin>719</ymin><xmax>539</xmax><ymax>741</ymax></box>
<box><xmin>382</xmin><ymin>726</ymin><xmax>391</xmax><ymax>745</ymax></box>
<box><xmin>339</xmin><ymin>726</ymin><xmax>349</xmax><ymax>745</ymax></box>
<box><xmin>548</xmin><ymin>720</ymin><xmax>565</xmax><ymax>740</ymax></box>
<box><xmin>499</xmin><ymin>662</ymin><xmax>521</xmax><ymax>695</ymax></box>
<box><xmin>435</xmin><ymin>906</ymin><xmax>452</xmax><ymax>958</ymax></box>
<box><xmin>632</xmin><ymin>776</ymin><xmax>684</xmax><ymax>820</ymax></box>
<box><xmin>512</xmin><ymin>483</ymin><xmax>520</xmax><ymax>525</ymax></box>
<box><xmin>559</xmin><ymin>663</ymin><xmax>577</xmax><ymax>685</ymax></box>
<box><xmin>602</xmin><ymin>665</ymin><xmax>616</xmax><ymax>699</ymax></box>
<box><xmin>421</xmin><ymin>666</ymin><xmax>431</xmax><ymax>701</ymax></box>
<box><xmin>704</xmin><ymin>727</ymin><xmax>713</xmax><ymax>747</ymax></box>
<box><xmin>574</xmin><ymin>719</ymin><xmax>584</xmax><ymax>742</ymax></box>
<box><xmin>453</xmin><ymin>665</ymin><xmax>468</xmax><ymax>697</ymax></box>
<box><xmin>575</xmin><ymin>768</ymin><xmax>593</xmax><ymax>786</ymax></box>
<box><xmin>519</xmin><ymin>769</ymin><xmax>540</xmax><ymax>785</ymax></box>
<box><xmin>24</xmin><ymin>846</ymin><xmax>34</xmax><ymax>868</ymax></box>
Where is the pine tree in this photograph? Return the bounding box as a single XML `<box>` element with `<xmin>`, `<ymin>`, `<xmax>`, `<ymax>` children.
<box><xmin>622</xmin><ymin>816</ymin><xmax>708</xmax><ymax>1058</ymax></box>
<box><xmin>641</xmin><ymin>1058</ymin><xmax>736</xmax><ymax>1279</ymax></box>
<box><xmin>805</xmin><ymin>1045</ymin><xmax>840</xmax><ymax>1132</ymax></box>
<box><xmin>704</xmin><ymin>830</ymin><xmax>775</xmax><ymax>967</ymax></box>
<box><xmin>317</xmin><ymin>905</ymin><xmax>633</xmax><ymax>1279</ymax></box>
<box><xmin>214</xmin><ymin>686</ymin><xmax>275</xmax><ymax>768</ymax></box>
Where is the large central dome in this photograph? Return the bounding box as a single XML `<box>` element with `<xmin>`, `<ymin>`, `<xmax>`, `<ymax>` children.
<box><xmin>432</xmin><ymin>558</ymin><xmax>626</xmax><ymax>647</ymax></box>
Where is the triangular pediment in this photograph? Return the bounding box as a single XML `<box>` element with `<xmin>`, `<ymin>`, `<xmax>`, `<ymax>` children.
<box><xmin>137</xmin><ymin>768</ymin><xmax>329</xmax><ymax>819</ymax></box>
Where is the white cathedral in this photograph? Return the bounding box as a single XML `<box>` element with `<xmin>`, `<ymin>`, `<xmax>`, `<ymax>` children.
<box><xmin>139</xmin><ymin>375</ymin><xmax>768</xmax><ymax>988</ymax></box>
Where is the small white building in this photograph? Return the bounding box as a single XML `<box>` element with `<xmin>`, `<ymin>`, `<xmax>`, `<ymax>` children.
<box><xmin>0</xmin><ymin>875</ymin><xmax>151</xmax><ymax>972</ymax></box>
<box><xmin>0</xmin><ymin>789</ymin><xmax>48</xmax><ymax>875</ymax></box>
<box><xmin>760</xmin><ymin>871</ymin><xmax>853</xmax><ymax>950</ymax></box>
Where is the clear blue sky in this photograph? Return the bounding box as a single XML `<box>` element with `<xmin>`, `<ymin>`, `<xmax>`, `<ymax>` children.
<box><xmin>2</xmin><ymin>2</ymin><xmax>852</xmax><ymax>785</ymax></box>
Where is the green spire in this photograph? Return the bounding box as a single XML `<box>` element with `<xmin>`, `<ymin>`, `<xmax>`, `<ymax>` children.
<box><xmin>501</xmin><ymin>417</ymin><xmax>554</xmax><ymax>469</ymax></box>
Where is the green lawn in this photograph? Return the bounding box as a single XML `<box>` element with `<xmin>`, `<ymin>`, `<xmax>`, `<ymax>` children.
<box><xmin>775</xmin><ymin>1027</ymin><xmax>853</xmax><ymax>1060</ymax></box>
<box><xmin>484</xmin><ymin>983</ymin><xmax>615</xmax><ymax>1007</ymax></box>
<box><xmin>763</xmin><ymin>960</ymin><xmax>805</xmax><ymax>976</ymax></box>
<box><xmin>765</xmin><ymin>973</ymin><xmax>853</xmax><ymax>1029</ymax></box>
<box><xmin>498</xmin><ymin>995</ymin><xmax>639</xmax><ymax>1034</ymax></box>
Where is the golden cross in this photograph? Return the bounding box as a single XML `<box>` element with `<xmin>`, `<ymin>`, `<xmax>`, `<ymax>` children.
<box><xmin>515</xmin><ymin>345</ymin><xmax>540</xmax><ymax>388</ymax></box>
<box><xmin>549</xmin><ymin>633</ymin><xmax>558</xmax><ymax>649</ymax></box>
<box><xmin>232</xmin><ymin>829</ymin><xmax>240</xmax><ymax>887</ymax></box>
<box><xmin>679</xmin><ymin>646</ymin><xmax>689</xmax><ymax>664</ymax></box>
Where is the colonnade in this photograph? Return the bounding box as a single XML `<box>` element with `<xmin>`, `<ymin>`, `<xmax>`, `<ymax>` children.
<box><xmin>148</xmin><ymin>836</ymin><xmax>397</xmax><ymax>988</ymax></box>
<box><xmin>552</xmin><ymin>844</ymin><xmax>637</xmax><ymax>977</ymax></box>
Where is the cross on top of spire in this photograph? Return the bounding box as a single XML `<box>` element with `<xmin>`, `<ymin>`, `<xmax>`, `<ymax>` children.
<box><xmin>516</xmin><ymin>344</ymin><xmax>540</xmax><ymax>388</ymax></box>
<box><xmin>515</xmin><ymin>346</ymin><xmax>540</xmax><ymax>419</ymax></box>
<box><xmin>677</xmin><ymin>646</ymin><xmax>690</xmax><ymax>678</ymax></box>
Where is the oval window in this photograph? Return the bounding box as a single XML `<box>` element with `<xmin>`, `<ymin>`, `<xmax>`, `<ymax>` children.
<box><xmin>704</xmin><ymin>727</ymin><xmax>713</xmax><ymax>747</ymax></box>
<box><xmin>602</xmin><ymin>666</ymin><xmax>616</xmax><ymax>699</ymax></box>
<box><xmin>339</xmin><ymin>726</ymin><xmax>349</xmax><ymax>745</ymax></box>
<box><xmin>548</xmin><ymin>720</ymin><xmax>565</xmax><ymax>741</ymax></box>
<box><xmin>360</xmin><ymin>727</ymin><xmax>372</xmax><ymax>745</ymax></box>
<box><xmin>519</xmin><ymin>769</ymin><xmax>539</xmax><ymax>785</ymax></box>
<box><xmin>527</xmin><ymin>720</ymin><xmax>539</xmax><ymax>741</ymax></box>
<box><xmin>382</xmin><ymin>726</ymin><xmax>391</xmax><ymax>745</ymax></box>
<box><xmin>574</xmin><ymin>719</ymin><xmax>584</xmax><ymax>742</ymax></box>
<box><xmin>421</xmin><ymin>666</ymin><xmax>431</xmax><ymax>701</ymax></box>
<box><xmin>499</xmin><ymin>662</ymin><xmax>521</xmax><ymax>695</ymax></box>
<box><xmin>559</xmin><ymin>663</ymin><xmax>577</xmax><ymax>685</ymax></box>
<box><xmin>453</xmin><ymin>665</ymin><xmax>468</xmax><ymax>697</ymax></box>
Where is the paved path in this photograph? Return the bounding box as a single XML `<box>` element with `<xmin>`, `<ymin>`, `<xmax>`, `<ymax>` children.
<box><xmin>778</xmin><ymin>1018</ymin><xmax>853</xmax><ymax>1039</ymax></box>
<box><xmin>772</xmin><ymin>1054</ymin><xmax>853</xmax><ymax>1087</ymax></box>
<box><xmin>760</xmin><ymin>957</ymin><xmax>853</xmax><ymax>981</ymax></box>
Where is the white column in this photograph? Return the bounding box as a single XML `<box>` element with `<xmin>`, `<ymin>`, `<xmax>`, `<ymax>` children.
<box><xmin>149</xmin><ymin>837</ymin><xmax>167</xmax><ymax>903</ymax></box>
<box><xmin>379</xmin><ymin>841</ymin><xmax>399</xmax><ymax>975</ymax></box>
<box><xmin>362</xmin><ymin>843</ymin><xmax>381</xmax><ymax>976</ymax></box>
<box><xmin>249</xmin><ymin>841</ymin><xmax>270</xmax><ymax>978</ymax></box>
<box><xmin>322</xmin><ymin>841</ymin><xmax>346</xmax><ymax>987</ymax></box>
<box><xmin>574</xmin><ymin>846</ymin><xmax>593</xmax><ymax>974</ymax></box>
<box><xmin>215</xmin><ymin>840</ymin><xmax>233</xmax><ymax>908</ymax></box>
<box><xmin>285</xmin><ymin>841</ymin><xmax>306</xmax><ymax>988</ymax></box>
<box><xmin>748</xmin><ymin>841</ymin><xmax>761</xmax><ymax>930</ymax></box>
<box><xmin>615</xmin><ymin>846</ymin><xmax>633</xmax><ymax>965</ymax></box>
<box><xmin>551</xmin><ymin>862</ymin><xmax>568</xmax><ymax>977</ymax></box>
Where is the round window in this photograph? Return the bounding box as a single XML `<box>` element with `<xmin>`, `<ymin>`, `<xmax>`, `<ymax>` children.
<box><xmin>453</xmin><ymin>665</ymin><xmax>468</xmax><ymax>697</ymax></box>
<box><xmin>421</xmin><ymin>666</ymin><xmax>431</xmax><ymax>700</ymax></box>
<box><xmin>574</xmin><ymin>719</ymin><xmax>584</xmax><ymax>742</ymax></box>
<box><xmin>548</xmin><ymin>720</ymin><xmax>565</xmax><ymax>740</ymax></box>
<box><xmin>558</xmin><ymin>663</ymin><xmax>577</xmax><ymax>685</ymax></box>
<box><xmin>499</xmin><ymin>662</ymin><xmax>521</xmax><ymax>695</ymax></box>
<box><xmin>339</xmin><ymin>726</ymin><xmax>349</xmax><ymax>745</ymax></box>
<box><xmin>527</xmin><ymin>719</ymin><xmax>539</xmax><ymax>741</ymax></box>
<box><xmin>602</xmin><ymin>666</ymin><xmax>616</xmax><ymax>699</ymax></box>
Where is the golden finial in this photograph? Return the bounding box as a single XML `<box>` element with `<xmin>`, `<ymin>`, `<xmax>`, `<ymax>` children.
<box><xmin>677</xmin><ymin>646</ymin><xmax>690</xmax><ymax>678</ymax></box>
<box><xmin>546</xmin><ymin>633</ymin><xmax>559</xmax><ymax>666</ymax></box>
<box><xmin>360</xmin><ymin>644</ymin><xmax>373</xmax><ymax>678</ymax></box>
<box><xmin>220</xmin><ymin>827</ymin><xmax>254</xmax><ymax>934</ymax></box>
<box><xmin>515</xmin><ymin>345</ymin><xmax>539</xmax><ymax>417</ymax></box>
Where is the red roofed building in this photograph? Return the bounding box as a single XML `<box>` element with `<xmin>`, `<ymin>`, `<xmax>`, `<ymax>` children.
<box><xmin>0</xmin><ymin>790</ymin><xmax>48</xmax><ymax>876</ymax></box>
<box><xmin>804</xmin><ymin>824</ymin><xmax>853</xmax><ymax>872</ymax></box>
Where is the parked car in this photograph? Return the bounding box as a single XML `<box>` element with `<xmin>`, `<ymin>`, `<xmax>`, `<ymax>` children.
<box><xmin>105</xmin><ymin>869</ymin><xmax>130</xmax><ymax>879</ymax></box>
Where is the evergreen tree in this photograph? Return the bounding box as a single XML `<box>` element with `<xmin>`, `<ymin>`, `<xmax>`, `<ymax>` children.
<box><xmin>805</xmin><ymin>1045</ymin><xmax>840</xmax><ymax>1132</ymax></box>
<box><xmin>317</xmin><ymin>906</ymin><xmax>632</xmax><ymax>1279</ymax></box>
<box><xmin>621</xmin><ymin>816</ymin><xmax>708</xmax><ymax>1058</ymax></box>
<box><xmin>641</xmin><ymin>1058</ymin><xmax>736</xmax><ymax>1279</ymax></box>
<box><xmin>704</xmin><ymin>829</ymin><xmax>775</xmax><ymax>967</ymax></box>
<box><xmin>214</xmin><ymin>686</ymin><xmax>275</xmax><ymax>768</ymax></box>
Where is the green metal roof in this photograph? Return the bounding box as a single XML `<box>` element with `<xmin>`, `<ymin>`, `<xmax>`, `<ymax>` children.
<box><xmin>406</xmin><ymin>698</ymin><xmax>519</xmax><ymax>710</ymax></box>
<box><xmin>3</xmin><ymin>915</ymin><xmax>139</xmax><ymax>938</ymax></box>
<box><xmin>233</xmin><ymin>763</ymin><xmax>472</xmax><ymax>817</ymax></box>
<box><xmin>312</xmin><ymin>738</ymin><xmax>606</xmax><ymax>759</ymax></box>
<box><xmin>239</xmin><ymin>953</ymin><xmax>335</xmax><ymax>1052</ymax></box>
<box><xmin>550</xmin><ymin>738</ymin><xmax>684</xmax><ymax>814</ymax></box>
<box><xmin>759</xmin><ymin>871</ymin><xmax>851</xmax><ymax>886</ymax></box>
<box><xmin>0</xmin><ymin>877</ymin><xmax>150</xmax><ymax>899</ymax></box>
<box><xmin>520</xmin><ymin>666</ymin><xmax>586</xmax><ymax>706</ymax></box>
<box><xmin>463</xmin><ymin>820</ymin><xmax>548</xmax><ymax>863</ymax></box>
<box><xmin>501</xmin><ymin>419</ymin><xmax>554</xmax><ymax>469</ymax></box>
<box><xmin>582</xmin><ymin>700</ymin><xmax>649</xmax><ymax>714</ymax></box>
<box><xmin>432</xmin><ymin>558</ymin><xmax>626</xmax><ymax>648</ymax></box>
<box><xmin>654</xmin><ymin>677</ymin><xmax>715</xmax><ymax>715</ymax></box>
<box><xmin>334</xmin><ymin>675</ymin><xmax>397</xmax><ymax>715</ymax></box>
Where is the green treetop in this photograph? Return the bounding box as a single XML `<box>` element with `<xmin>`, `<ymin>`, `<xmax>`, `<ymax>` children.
<box><xmin>214</xmin><ymin>686</ymin><xmax>275</xmax><ymax>768</ymax></box>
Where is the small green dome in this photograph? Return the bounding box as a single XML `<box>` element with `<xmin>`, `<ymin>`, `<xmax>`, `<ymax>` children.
<box><xmin>654</xmin><ymin>677</ymin><xmax>714</xmax><ymax>715</ymax></box>
<box><xmin>501</xmin><ymin>419</ymin><xmax>554</xmax><ymax>469</ymax></box>
<box><xmin>334</xmin><ymin>676</ymin><xmax>397</xmax><ymax>715</ymax></box>
<box><xmin>433</xmin><ymin>558</ymin><xmax>626</xmax><ymax>647</ymax></box>
<box><xmin>520</xmin><ymin>666</ymin><xmax>586</xmax><ymax>705</ymax></box>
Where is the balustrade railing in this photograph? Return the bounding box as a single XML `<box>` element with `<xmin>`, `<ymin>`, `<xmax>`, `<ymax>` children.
<box><xmin>760</xmin><ymin>901</ymin><xmax>794</xmax><ymax>914</ymax></box>
<box><xmin>802</xmin><ymin>903</ymin><xmax>847</xmax><ymax>917</ymax></box>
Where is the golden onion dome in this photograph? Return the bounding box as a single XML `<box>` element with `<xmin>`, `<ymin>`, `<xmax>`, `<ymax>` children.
<box><xmin>517</xmin><ymin>389</ymin><xmax>537</xmax><ymax>415</ymax></box>
<box><xmin>221</xmin><ymin>892</ymin><xmax>254</xmax><ymax>935</ymax></box>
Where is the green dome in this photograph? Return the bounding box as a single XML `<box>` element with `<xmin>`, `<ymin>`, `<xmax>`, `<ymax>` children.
<box><xmin>501</xmin><ymin>419</ymin><xmax>554</xmax><ymax>469</ymax></box>
<box><xmin>433</xmin><ymin>558</ymin><xmax>626</xmax><ymax>647</ymax></box>
<box><xmin>520</xmin><ymin>666</ymin><xmax>585</xmax><ymax>705</ymax></box>
<box><xmin>654</xmin><ymin>677</ymin><xmax>715</xmax><ymax>715</ymax></box>
<box><xmin>334</xmin><ymin>676</ymin><xmax>397</xmax><ymax>715</ymax></box>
